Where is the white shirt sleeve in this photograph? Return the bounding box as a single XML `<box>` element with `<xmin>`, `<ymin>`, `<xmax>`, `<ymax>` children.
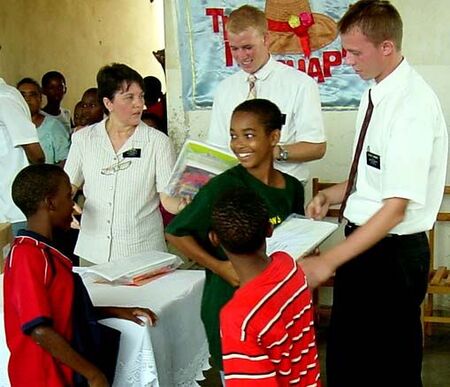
<box><xmin>207</xmin><ymin>86</ymin><xmax>231</xmax><ymax>148</ymax></box>
<box><xmin>293</xmin><ymin>76</ymin><xmax>326</xmax><ymax>143</ymax></box>
<box><xmin>0</xmin><ymin>94</ymin><xmax>38</xmax><ymax>147</ymax></box>
<box><xmin>64</xmin><ymin>131</ymin><xmax>85</xmax><ymax>188</ymax></box>
<box><xmin>155</xmin><ymin>133</ymin><xmax>176</xmax><ymax>193</ymax></box>
<box><xmin>382</xmin><ymin>96</ymin><xmax>435</xmax><ymax>206</ymax></box>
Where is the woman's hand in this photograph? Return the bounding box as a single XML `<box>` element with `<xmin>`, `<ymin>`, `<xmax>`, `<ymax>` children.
<box><xmin>177</xmin><ymin>196</ymin><xmax>191</xmax><ymax>212</ymax></box>
<box><xmin>160</xmin><ymin>193</ymin><xmax>191</xmax><ymax>215</ymax></box>
<box><xmin>214</xmin><ymin>261</ymin><xmax>240</xmax><ymax>287</ymax></box>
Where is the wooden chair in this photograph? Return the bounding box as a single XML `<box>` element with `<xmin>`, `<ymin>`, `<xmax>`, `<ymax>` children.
<box><xmin>423</xmin><ymin>186</ymin><xmax>450</xmax><ymax>335</ymax></box>
<box><xmin>311</xmin><ymin>178</ymin><xmax>340</xmax><ymax>323</ymax></box>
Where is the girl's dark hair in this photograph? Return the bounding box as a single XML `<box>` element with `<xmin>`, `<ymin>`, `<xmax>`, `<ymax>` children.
<box><xmin>96</xmin><ymin>63</ymin><xmax>144</xmax><ymax>102</ymax></box>
<box><xmin>232</xmin><ymin>98</ymin><xmax>283</xmax><ymax>133</ymax></box>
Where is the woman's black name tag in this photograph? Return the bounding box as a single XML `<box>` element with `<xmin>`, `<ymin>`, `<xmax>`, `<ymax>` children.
<box><xmin>123</xmin><ymin>148</ymin><xmax>141</xmax><ymax>158</ymax></box>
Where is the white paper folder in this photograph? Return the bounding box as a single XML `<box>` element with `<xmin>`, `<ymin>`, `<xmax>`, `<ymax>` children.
<box><xmin>266</xmin><ymin>214</ymin><xmax>339</xmax><ymax>259</ymax></box>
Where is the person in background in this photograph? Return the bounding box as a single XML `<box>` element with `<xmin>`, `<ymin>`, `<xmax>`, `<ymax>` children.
<box><xmin>0</xmin><ymin>76</ymin><xmax>44</xmax><ymax>236</ymax></box>
<box><xmin>17</xmin><ymin>78</ymin><xmax>70</xmax><ymax>166</ymax></box>
<box><xmin>207</xmin><ymin>5</ymin><xmax>326</xmax><ymax>185</ymax></box>
<box><xmin>141</xmin><ymin>110</ymin><xmax>164</xmax><ymax>133</ymax></box>
<box><xmin>41</xmin><ymin>70</ymin><xmax>72</xmax><ymax>133</ymax></box>
<box><xmin>73</xmin><ymin>101</ymin><xmax>87</xmax><ymax>131</ymax></box>
<box><xmin>212</xmin><ymin>188</ymin><xmax>320</xmax><ymax>386</ymax></box>
<box><xmin>303</xmin><ymin>1</ymin><xmax>448</xmax><ymax>386</ymax></box>
<box><xmin>166</xmin><ymin>99</ymin><xmax>305</xmax><ymax>373</ymax></box>
<box><xmin>143</xmin><ymin>76</ymin><xmax>167</xmax><ymax>134</ymax></box>
<box><xmin>4</xmin><ymin>164</ymin><xmax>157</xmax><ymax>386</ymax></box>
<box><xmin>73</xmin><ymin>88</ymin><xmax>104</xmax><ymax>133</ymax></box>
<box><xmin>65</xmin><ymin>63</ymin><xmax>185</xmax><ymax>265</ymax></box>
<box><xmin>80</xmin><ymin>87</ymin><xmax>104</xmax><ymax>126</ymax></box>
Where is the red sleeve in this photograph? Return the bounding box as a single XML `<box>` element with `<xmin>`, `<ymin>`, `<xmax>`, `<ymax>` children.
<box><xmin>8</xmin><ymin>244</ymin><xmax>53</xmax><ymax>333</ymax></box>
<box><xmin>220</xmin><ymin>310</ymin><xmax>278</xmax><ymax>387</ymax></box>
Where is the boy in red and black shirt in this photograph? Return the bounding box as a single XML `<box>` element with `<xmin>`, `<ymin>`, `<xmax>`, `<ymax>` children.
<box><xmin>210</xmin><ymin>188</ymin><xmax>321</xmax><ymax>387</ymax></box>
<box><xmin>4</xmin><ymin>164</ymin><xmax>157</xmax><ymax>386</ymax></box>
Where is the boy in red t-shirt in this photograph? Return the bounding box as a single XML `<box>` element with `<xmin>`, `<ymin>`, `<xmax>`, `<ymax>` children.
<box><xmin>4</xmin><ymin>164</ymin><xmax>157</xmax><ymax>386</ymax></box>
<box><xmin>210</xmin><ymin>188</ymin><xmax>321</xmax><ymax>387</ymax></box>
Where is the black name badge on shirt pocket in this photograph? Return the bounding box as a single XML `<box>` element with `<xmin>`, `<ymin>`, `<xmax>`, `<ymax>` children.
<box><xmin>366</xmin><ymin>150</ymin><xmax>381</xmax><ymax>169</ymax></box>
<box><xmin>123</xmin><ymin>148</ymin><xmax>141</xmax><ymax>158</ymax></box>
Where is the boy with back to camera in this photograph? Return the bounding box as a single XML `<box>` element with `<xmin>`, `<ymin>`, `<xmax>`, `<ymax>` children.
<box><xmin>210</xmin><ymin>188</ymin><xmax>321</xmax><ymax>386</ymax></box>
<box><xmin>4</xmin><ymin>164</ymin><xmax>157</xmax><ymax>386</ymax></box>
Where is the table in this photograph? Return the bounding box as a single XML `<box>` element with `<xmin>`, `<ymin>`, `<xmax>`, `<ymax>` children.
<box><xmin>0</xmin><ymin>270</ymin><xmax>210</xmax><ymax>387</ymax></box>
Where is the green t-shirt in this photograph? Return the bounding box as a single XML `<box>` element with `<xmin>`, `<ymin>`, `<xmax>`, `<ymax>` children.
<box><xmin>166</xmin><ymin>164</ymin><xmax>304</xmax><ymax>368</ymax></box>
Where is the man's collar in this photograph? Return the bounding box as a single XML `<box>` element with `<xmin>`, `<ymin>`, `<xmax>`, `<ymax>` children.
<box><xmin>241</xmin><ymin>56</ymin><xmax>276</xmax><ymax>81</ymax></box>
<box><xmin>253</xmin><ymin>56</ymin><xmax>276</xmax><ymax>81</ymax></box>
<box><xmin>371</xmin><ymin>57</ymin><xmax>409</xmax><ymax>105</ymax></box>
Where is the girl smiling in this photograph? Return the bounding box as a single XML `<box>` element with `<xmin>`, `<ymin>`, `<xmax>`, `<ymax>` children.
<box><xmin>166</xmin><ymin>98</ymin><xmax>305</xmax><ymax>371</ymax></box>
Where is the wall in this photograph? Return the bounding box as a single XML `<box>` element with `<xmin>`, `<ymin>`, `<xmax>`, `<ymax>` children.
<box><xmin>0</xmin><ymin>0</ymin><xmax>165</xmax><ymax>113</ymax></box>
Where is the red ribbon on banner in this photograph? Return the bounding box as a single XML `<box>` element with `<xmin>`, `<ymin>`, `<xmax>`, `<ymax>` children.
<box><xmin>267</xmin><ymin>12</ymin><xmax>315</xmax><ymax>57</ymax></box>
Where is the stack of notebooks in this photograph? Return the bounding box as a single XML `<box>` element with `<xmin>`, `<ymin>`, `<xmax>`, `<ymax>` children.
<box><xmin>164</xmin><ymin>139</ymin><xmax>238</xmax><ymax>200</ymax></box>
<box><xmin>79</xmin><ymin>251</ymin><xmax>183</xmax><ymax>286</ymax></box>
<box><xmin>266</xmin><ymin>214</ymin><xmax>339</xmax><ymax>260</ymax></box>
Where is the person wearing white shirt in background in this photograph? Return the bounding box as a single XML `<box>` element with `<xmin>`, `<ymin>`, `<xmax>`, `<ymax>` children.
<box><xmin>207</xmin><ymin>5</ymin><xmax>326</xmax><ymax>184</ymax></box>
<box><xmin>303</xmin><ymin>1</ymin><xmax>448</xmax><ymax>386</ymax></box>
<box><xmin>0</xmin><ymin>77</ymin><xmax>45</xmax><ymax>236</ymax></box>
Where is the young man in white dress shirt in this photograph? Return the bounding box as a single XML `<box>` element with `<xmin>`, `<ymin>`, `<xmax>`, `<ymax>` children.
<box><xmin>207</xmin><ymin>5</ymin><xmax>326</xmax><ymax>184</ymax></box>
<box><xmin>0</xmin><ymin>77</ymin><xmax>44</xmax><ymax>235</ymax></box>
<box><xmin>304</xmin><ymin>1</ymin><xmax>448</xmax><ymax>386</ymax></box>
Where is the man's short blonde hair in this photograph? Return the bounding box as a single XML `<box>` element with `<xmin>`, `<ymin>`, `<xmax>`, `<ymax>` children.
<box><xmin>227</xmin><ymin>5</ymin><xmax>268</xmax><ymax>35</ymax></box>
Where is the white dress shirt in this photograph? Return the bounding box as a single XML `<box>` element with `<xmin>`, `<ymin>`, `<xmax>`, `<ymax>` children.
<box><xmin>345</xmin><ymin>59</ymin><xmax>448</xmax><ymax>234</ymax></box>
<box><xmin>0</xmin><ymin>78</ymin><xmax>38</xmax><ymax>223</ymax></box>
<box><xmin>208</xmin><ymin>56</ymin><xmax>326</xmax><ymax>182</ymax></box>
<box><xmin>65</xmin><ymin>119</ymin><xmax>175</xmax><ymax>263</ymax></box>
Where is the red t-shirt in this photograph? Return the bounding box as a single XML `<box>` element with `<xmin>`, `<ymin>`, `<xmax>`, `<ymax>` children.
<box><xmin>3</xmin><ymin>231</ymin><xmax>75</xmax><ymax>386</ymax></box>
<box><xmin>220</xmin><ymin>252</ymin><xmax>321</xmax><ymax>387</ymax></box>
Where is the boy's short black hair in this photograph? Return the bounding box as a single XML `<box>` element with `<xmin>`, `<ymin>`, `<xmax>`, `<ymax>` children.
<box><xmin>211</xmin><ymin>188</ymin><xmax>269</xmax><ymax>254</ymax></box>
<box><xmin>96</xmin><ymin>63</ymin><xmax>144</xmax><ymax>102</ymax></box>
<box><xmin>232</xmin><ymin>98</ymin><xmax>283</xmax><ymax>134</ymax></box>
<box><xmin>12</xmin><ymin>164</ymin><xmax>69</xmax><ymax>217</ymax></box>
<box><xmin>16</xmin><ymin>77</ymin><xmax>41</xmax><ymax>92</ymax></box>
<box><xmin>41</xmin><ymin>71</ymin><xmax>66</xmax><ymax>87</ymax></box>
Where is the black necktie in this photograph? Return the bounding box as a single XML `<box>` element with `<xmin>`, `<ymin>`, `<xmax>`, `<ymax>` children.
<box><xmin>339</xmin><ymin>90</ymin><xmax>374</xmax><ymax>222</ymax></box>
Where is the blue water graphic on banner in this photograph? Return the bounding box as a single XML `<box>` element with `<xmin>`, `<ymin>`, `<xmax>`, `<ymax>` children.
<box><xmin>176</xmin><ymin>0</ymin><xmax>369</xmax><ymax>111</ymax></box>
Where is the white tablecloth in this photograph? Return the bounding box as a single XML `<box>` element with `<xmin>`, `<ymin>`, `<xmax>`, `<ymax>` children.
<box><xmin>0</xmin><ymin>270</ymin><xmax>210</xmax><ymax>387</ymax></box>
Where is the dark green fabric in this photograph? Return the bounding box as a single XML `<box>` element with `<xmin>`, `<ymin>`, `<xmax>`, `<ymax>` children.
<box><xmin>166</xmin><ymin>164</ymin><xmax>304</xmax><ymax>369</ymax></box>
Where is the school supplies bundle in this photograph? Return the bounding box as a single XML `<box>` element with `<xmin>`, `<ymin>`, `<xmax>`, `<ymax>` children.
<box><xmin>165</xmin><ymin>139</ymin><xmax>238</xmax><ymax>200</ymax></box>
<box><xmin>79</xmin><ymin>251</ymin><xmax>183</xmax><ymax>286</ymax></box>
<box><xmin>266</xmin><ymin>214</ymin><xmax>339</xmax><ymax>259</ymax></box>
